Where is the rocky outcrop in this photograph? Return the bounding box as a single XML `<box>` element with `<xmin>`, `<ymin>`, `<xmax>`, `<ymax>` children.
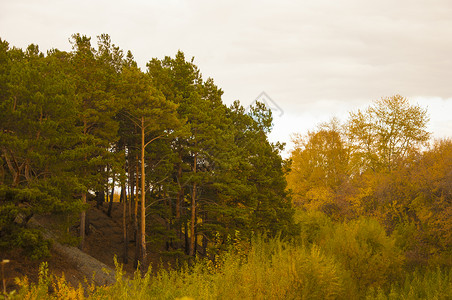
<box><xmin>28</xmin><ymin>216</ymin><xmax>116</xmax><ymax>286</ymax></box>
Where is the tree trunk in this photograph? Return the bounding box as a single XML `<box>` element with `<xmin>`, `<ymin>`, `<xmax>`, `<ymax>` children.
<box><xmin>166</xmin><ymin>191</ymin><xmax>172</xmax><ymax>250</ymax></box>
<box><xmin>202</xmin><ymin>210</ymin><xmax>208</xmax><ymax>256</ymax></box>
<box><xmin>95</xmin><ymin>169</ymin><xmax>107</xmax><ymax>209</ymax></box>
<box><xmin>79</xmin><ymin>192</ymin><xmax>87</xmax><ymax>250</ymax></box>
<box><xmin>184</xmin><ymin>221</ymin><xmax>189</xmax><ymax>255</ymax></box>
<box><xmin>189</xmin><ymin>153</ymin><xmax>197</xmax><ymax>256</ymax></box>
<box><xmin>107</xmin><ymin>172</ymin><xmax>115</xmax><ymax>217</ymax></box>
<box><xmin>128</xmin><ymin>159</ymin><xmax>133</xmax><ymax>223</ymax></box>
<box><xmin>140</xmin><ymin>117</ymin><xmax>147</xmax><ymax>264</ymax></box>
<box><xmin>2</xmin><ymin>149</ymin><xmax>21</xmax><ymax>187</ymax></box>
<box><xmin>0</xmin><ymin>157</ymin><xmax>4</xmax><ymax>185</ymax></box>
<box><xmin>194</xmin><ymin>223</ymin><xmax>198</xmax><ymax>256</ymax></box>
<box><xmin>122</xmin><ymin>184</ymin><xmax>128</xmax><ymax>264</ymax></box>
<box><xmin>24</xmin><ymin>161</ymin><xmax>32</xmax><ymax>183</ymax></box>
<box><xmin>119</xmin><ymin>184</ymin><xmax>125</xmax><ymax>203</ymax></box>
<box><xmin>133</xmin><ymin>153</ymin><xmax>140</xmax><ymax>269</ymax></box>
<box><xmin>176</xmin><ymin>159</ymin><xmax>183</xmax><ymax>243</ymax></box>
<box><xmin>202</xmin><ymin>233</ymin><xmax>208</xmax><ymax>257</ymax></box>
<box><xmin>96</xmin><ymin>189</ymin><xmax>105</xmax><ymax>209</ymax></box>
<box><xmin>176</xmin><ymin>153</ymin><xmax>182</xmax><ymax>220</ymax></box>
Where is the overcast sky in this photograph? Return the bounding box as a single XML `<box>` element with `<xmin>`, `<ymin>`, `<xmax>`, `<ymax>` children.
<box><xmin>1</xmin><ymin>0</ymin><xmax>451</xmax><ymax>156</ymax></box>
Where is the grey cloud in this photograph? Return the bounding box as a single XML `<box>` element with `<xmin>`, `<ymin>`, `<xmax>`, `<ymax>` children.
<box><xmin>1</xmin><ymin>0</ymin><xmax>450</xmax><ymax>143</ymax></box>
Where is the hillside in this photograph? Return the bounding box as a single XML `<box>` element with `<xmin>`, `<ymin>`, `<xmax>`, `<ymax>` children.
<box><xmin>1</xmin><ymin>201</ymin><xmax>172</xmax><ymax>292</ymax></box>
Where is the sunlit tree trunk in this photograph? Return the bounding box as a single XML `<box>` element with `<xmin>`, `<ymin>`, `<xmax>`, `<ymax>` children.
<box><xmin>122</xmin><ymin>183</ymin><xmax>128</xmax><ymax>264</ymax></box>
<box><xmin>133</xmin><ymin>152</ymin><xmax>140</xmax><ymax>269</ymax></box>
<box><xmin>140</xmin><ymin>116</ymin><xmax>147</xmax><ymax>264</ymax></box>
<box><xmin>189</xmin><ymin>152</ymin><xmax>197</xmax><ymax>256</ymax></box>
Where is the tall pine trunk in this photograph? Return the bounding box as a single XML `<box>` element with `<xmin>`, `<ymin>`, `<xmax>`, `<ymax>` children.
<box><xmin>189</xmin><ymin>152</ymin><xmax>197</xmax><ymax>256</ymax></box>
<box><xmin>128</xmin><ymin>157</ymin><xmax>133</xmax><ymax>223</ymax></box>
<box><xmin>184</xmin><ymin>221</ymin><xmax>189</xmax><ymax>255</ymax></box>
<box><xmin>176</xmin><ymin>159</ymin><xmax>183</xmax><ymax>244</ymax></box>
<box><xmin>133</xmin><ymin>153</ymin><xmax>140</xmax><ymax>269</ymax></box>
<box><xmin>122</xmin><ymin>183</ymin><xmax>128</xmax><ymax>264</ymax></box>
<box><xmin>140</xmin><ymin>117</ymin><xmax>147</xmax><ymax>264</ymax></box>
<box><xmin>166</xmin><ymin>192</ymin><xmax>172</xmax><ymax>250</ymax></box>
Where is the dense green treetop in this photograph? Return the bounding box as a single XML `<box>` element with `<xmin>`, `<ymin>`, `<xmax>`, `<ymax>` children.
<box><xmin>0</xmin><ymin>35</ymin><xmax>297</xmax><ymax>259</ymax></box>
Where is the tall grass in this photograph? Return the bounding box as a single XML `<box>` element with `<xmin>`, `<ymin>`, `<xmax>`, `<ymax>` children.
<box><xmin>366</xmin><ymin>267</ymin><xmax>452</xmax><ymax>300</ymax></box>
<box><xmin>8</xmin><ymin>213</ymin><xmax>452</xmax><ymax>299</ymax></box>
<box><xmin>10</xmin><ymin>237</ymin><xmax>353</xmax><ymax>299</ymax></box>
<box><xmin>93</xmin><ymin>236</ymin><xmax>352</xmax><ymax>299</ymax></box>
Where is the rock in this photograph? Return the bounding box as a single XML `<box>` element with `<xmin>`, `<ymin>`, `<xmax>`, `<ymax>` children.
<box><xmin>27</xmin><ymin>216</ymin><xmax>116</xmax><ymax>286</ymax></box>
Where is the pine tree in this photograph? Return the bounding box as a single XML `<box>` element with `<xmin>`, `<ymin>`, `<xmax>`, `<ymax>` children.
<box><xmin>120</xmin><ymin>57</ymin><xmax>179</xmax><ymax>264</ymax></box>
<box><xmin>69</xmin><ymin>34</ymin><xmax>121</xmax><ymax>250</ymax></box>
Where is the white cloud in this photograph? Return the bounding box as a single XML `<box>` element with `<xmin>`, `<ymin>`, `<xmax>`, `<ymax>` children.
<box><xmin>1</xmin><ymin>0</ymin><xmax>451</xmax><ymax>148</ymax></box>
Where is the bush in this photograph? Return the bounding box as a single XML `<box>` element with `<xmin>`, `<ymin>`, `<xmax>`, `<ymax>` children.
<box><xmin>10</xmin><ymin>236</ymin><xmax>450</xmax><ymax>299</ymax></box>
<box><xmin>0</xmin><ymin>184</ymin><xmax>80</xmax><ymax>260</ymax></box>
<box><xmin>295</xmin><ymin>209</ymin><xmax>333</xmax><ymax>245</ymax></box>
<box><xmin>211</xmin><ymin>236</ymin><xmax>352</xmax><ymax>299</ymax></box>
<box><xmin>89</xmin><ymin>237</ymin><xmax>353</xmax><ymax>299</ymax></box>
<box><xmin>366</xmin><ymin>267</ymin><xmax>452</xmax><ymax>299</ymax></box>
<box><xmin>1</xmin><ymin>227</ymin><xmax>51</xmax><ymax>260</ymax></box>
<box><xmin>324</xmin><ymin>217</ymin><xmax>404</xmax><ymax>294</ymax></box>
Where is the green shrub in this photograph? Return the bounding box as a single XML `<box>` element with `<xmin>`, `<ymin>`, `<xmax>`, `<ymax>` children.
<box><xmin>89</xmin><ymin>236</ymin><xmax>354</xmax><ymax>299</ymax></box>
<box><xmin>11</xmin><ymin>237</ymin><xmax>451</xmax><ymax>299</ymax></box>
<box><xmin>295</xmin><ymin>209</ymin><xmax>333</xmax><ymax>244</ymax></box>
<box><xmin>366</xmin><ymin>267</ymin><xmax>452</xmax><ymax>299</ymax></box>
<box><xmin>0</xmin><ymin>184</ymin><xmax>76</xmax><ymax>259</ymax></box>
<box><xmin>1</xmin><ymin>227</ymin><xmax>51</xmax><ymax>260</ymax></box>
<box><xmin>324</xmin><ymin>217</ymin><xmax>404</xmax><ymax>294</ymax></box>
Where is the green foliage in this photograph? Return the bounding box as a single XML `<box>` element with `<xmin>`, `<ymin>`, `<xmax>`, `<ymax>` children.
<box><xmin>1</xmin><ymin>35</ymin><xmax>297</xmax><ymax>263</ymax></box>
<box><xmin>346</xmin><ymin>95</ymin><xmax>430</xmax><ymax>172</ymax></box>
<box><xmin>295</xmin><ymin>210</ymin><xmax>405</xmax><ymax>296</ymax></box>
<box><xmin>0</xmin><ymin>184</ymin><xmax>80</xmax><ymax>259</ymax></box>
<box><xmin>13</xmin><ymin>228</ymin><xmax>51</xmax><ymax>260</ymax></box>
<box><xmin>9</xmin><ymin>234</ymin><xmax>451</xmax><ymax>299</ymax></box>
<box><xmin>295</xmin><ymin>209</ymin><xmax>333</xmax><ymax>244</ymax></box>
<box><xmin>366</xmin><ymin>267</ymin><xmax>452</xmax><ymax>300</ymax></box>
<box><xmin>0</xmin><ymin>227</ymin><xmax>51</xmax><ymax>260</ymax></box>
<box><xmin>146</xmin><ymin>51</ymin><xmax>298</xmax><ymax>257</ymax></box>
<box><xmin>12</xmin><ymin>237</ymin><xmax>352</xmax><ymax>299</ymax></box>
<box><xmin>324</xmin><ymin>217</ymin><xmax>404</xmax><ymax>293</ymax></box>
